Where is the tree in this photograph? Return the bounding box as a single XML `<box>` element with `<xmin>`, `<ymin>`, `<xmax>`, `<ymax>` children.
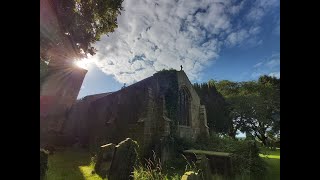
<box><xmin>193</xmin><ymin>80</ymin><xmax>232</xmax><ymax>135</ymax></box>
<box><xmin>235</xmin><ymin>77</ymin><xmax>280</xmax><ymax>146</ymax></box>
<box><xmin>213</xmin><ymin>80</ymin><xmax>245</xmax><ymax>138</ymax></box>
<box><xmin>252</xmin><ymin>76</ymin><xmax>280</xmax><ymax>145</ymax></box>
<box><xmin>40</xmin><ymin>0</ymin><xmax>124</xmax><ymax>63</ymax></box>
<box><xmin>214</xmin><ymin>77</ymin><xmax>280</xmax><ymax>144</ymax></box>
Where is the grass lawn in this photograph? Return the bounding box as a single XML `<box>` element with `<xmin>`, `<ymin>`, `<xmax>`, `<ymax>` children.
<box><xmin>46</xmin><ymin>147</ymin><xmax>280</xmax><ymax>180</ymax></box>
<box><xmin>260</xmin><ymin>148</ymin><xmax>280</xmax><ymax>180</ymax></box>
<box><xmin>46</xmin><ymin>148</ymin><xmax>104</xmax><ymax>180</ymax></box>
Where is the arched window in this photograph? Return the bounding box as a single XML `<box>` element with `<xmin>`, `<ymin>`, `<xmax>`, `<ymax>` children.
<box><xmin>178</xmin><ymin>86</ymin><xmax>191</xmax><ymax>126</ymax></box>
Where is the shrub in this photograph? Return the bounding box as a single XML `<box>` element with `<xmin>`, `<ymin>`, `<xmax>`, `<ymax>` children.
<box><xmin>172</xmin><ymin>136</ymin><xmax>194</xmax><ymax>155</ymax></box>
<box><xmin>134</xmin><ymin>151</ymin><xmax>181</xmax><ymax>180</ymax></box>
<box><xmin>175</xmin><ymin>133</ymin><xmax>267</xmax><ymax>178</ymax></box>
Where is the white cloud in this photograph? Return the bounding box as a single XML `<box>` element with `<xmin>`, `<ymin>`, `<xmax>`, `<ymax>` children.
<box><xmin>91</xmin><ymin>0</ymin><xmax>279</xmax><ymax>84</ymax></box>
<box><xmin>254</xmin><ymin>62</ymin><xmax>263</xmax><ymax>68</ymax></box>
<box><xmin>273</xmin><ymin>18</ymin><xmax>280</xmax><ymax>36</ymax></box>
<box><xmin>226</xmin><ymin>29</ymin><xmax>250</xmax><ymax>47</ymax></box>
<box><xmin>251</xmin><ymin>52</ymin><xmax>280</xmax><ymax>78</ymax></box>
<box><xmin>269</xmin><ymin>72</ymin><xmax>280</xmax><ymax>78</ymax></box>
<box><xmin>246</xmin><ymin>0</ymin><xmax>279</xmax><ymax>23</ymax></box>
<box><xmin>266</xmin><ymin>59</ymin><xmax>280</xmax><ymax>68</ymax></box>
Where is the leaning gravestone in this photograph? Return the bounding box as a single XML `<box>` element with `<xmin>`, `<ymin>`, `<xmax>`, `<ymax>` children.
<box><xmin>197</xmin><ymin>155</ymin><xmax>212</xmax><ymax>180</ymax></box>
<box><xmin>108</xmin><ymin>138</ymin><xmax>139</xmax><ymax>180</ymax></box>
<box><xmin>94</xmin><ymin>143</ymin><xmax>116</xmax><ymax>178</ymax></box>
<box><xmin>40</xmin><ymin>149</ymin><xmax>49</xmax><ymax>180</ymax></box>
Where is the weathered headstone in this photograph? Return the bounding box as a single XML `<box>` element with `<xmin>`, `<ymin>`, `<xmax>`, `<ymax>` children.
<box><xmin>40</xmin><ymin>149</ymin><xmax>49</xmax><ymax>180</ymax></box>
<box><xmin>197</xmin><ymin>155</ymin><xmax>212</xmax><ymax>180</ymax></box>
<box><xmin>108</xmin><ymin>138</ymin><xmax>139</xmax><ymax>180</ymax></box>
<box><xmin>94</xmin><ymin>143</ymin><xmax>116</xmax><ymax>178</ymax></box>
<box><xmin>181</xmin><ymin>171</ymin><xmax>200</xmax><ymax>180</ymax></box>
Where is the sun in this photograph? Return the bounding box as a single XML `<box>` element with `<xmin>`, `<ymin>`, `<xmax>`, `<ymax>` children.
<box><xmin>74</xmin><ymin>58</ymin><xmax>94</xmax><ymax>70</ymax></box>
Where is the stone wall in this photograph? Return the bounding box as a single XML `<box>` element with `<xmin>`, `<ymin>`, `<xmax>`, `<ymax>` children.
<box><xmin>41</xmin><ymin>64</ymin><xmax>87</xmax><ymax>113</ymax></box>
<box><xmin>61</xmin><ymin>93</ymin><xmax>112</xmax><ymax>144</ymax></box>
<box><xmin>40</xmin><ymin>63</ymin><xmax>87</xmax><ymax>135</ymax></box>
<box><xmin>66</xmin><ymin>76</ymin><xmax>157</xmax><ymax>152</ymax></box>
<box><xmin>176</xmin><ymin>71</ymin><xmax>206</xmax><ymax>140</ymax></box>
<box><xmin>199</xmin><ymin>105</ymin><xmax>209</xmax><ymax>135</ymax></box>
<box><xmin>63</xmin><ymin>70</ymin><xmax>208</xmax><ymax>157</ymax></box>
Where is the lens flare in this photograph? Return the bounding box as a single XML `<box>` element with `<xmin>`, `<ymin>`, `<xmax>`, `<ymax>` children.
<box><xmin>74</xmin><ymin>58</ymin><xmax>93</xmax><ymax>70</ymax></box>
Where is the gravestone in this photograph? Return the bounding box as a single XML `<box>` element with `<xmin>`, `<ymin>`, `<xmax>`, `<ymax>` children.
<box><xmin>40</xmin><ymin>149</ymin><xmax>49</xmax><ymax>180</ymax></box>
<box><xmin>94</xmin><ymin>143</ymin><xmax>116</xmax><ymax>178</ymax></box>
<box><xmin>197</xmin><ymin>155</ymin><xmax>212</xmax><ymax>180</ymax></box>
<box><xmin>108</xmin><ymin>138</ymin><xmax>139</xmax><ymax>180</ymax></box>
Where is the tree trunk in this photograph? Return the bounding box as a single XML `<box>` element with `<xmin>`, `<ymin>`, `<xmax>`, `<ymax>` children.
<box><xmin>228</xmin><ymin>131</ymin><xmax>236</xmax><ymax>139</ymax></box>
<box><xmin>228</xmin><ymin>127</ymin><xmax>237</xmax><ymax>139</ymax></box>
<box><xmin>254</xmin><ymin>131</ymin><xmax>268</xmax><ymax>146</ymax></box>
<box><xmin>261</xmin><ymin>136</ymin><xmax>268</xmax><ymax>146</ymax></box>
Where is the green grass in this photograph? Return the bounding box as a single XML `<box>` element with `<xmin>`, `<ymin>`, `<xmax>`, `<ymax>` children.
<box><xmin>46</xmin><ymin>148</ymin><xmax>104</xmax><ymax>180</ymax></box>
<box><xmin>46</xmin><ymin>147</ymin><xmax>280</xmax><ymax>180</ymax></box>
<box><xmin>259</xmin><ymin>148</ymin><xmax>280</xmax><ymax>159</ymax></box>
<box><xmin>208</xmin><ymin>148</ymin><xmax>280</xmax><ymax>180</ymax></box>
<box><xmin>263</xmin><ymin>158</ymin><xmax>280</xmax><ymax>180</ymax></box>
<box><xmin>260</xmin><ymin>147</ymin><xmax>280</xmax><ymax>156</ymax></box>
<box><xmin>260</xmin><ymin>148</ymin><xmax>280</xmax><ymax>180</ymax></box>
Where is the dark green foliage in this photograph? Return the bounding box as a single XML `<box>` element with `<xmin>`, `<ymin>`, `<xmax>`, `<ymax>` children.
<box><xmin>212</xmin><ymin>76</ymin><xmax>280</xmax><ymax>145</ymax></box>
<box><xmin>155</xmin><ymin>69</ymin><xmax>179</xmax><ymax>135</ymax></box>
<box><xmin>40</xmin><ymin>0</ymin><xmax>124</xmax><ymax>61</ymax></box>
<box><xmin>172</xmin><ymin>136</ymin><xmax>194</xmax><ymax>155</ymax></box>
<box><xmin>40</xmin><ymin>149</ymin><xmax>49</xmax><ymax>180</ymax></box>
<box><xmin>134</xmin><ymin>150</ymin><xmax>182</xmax><ymax>180</ymax></box>
<box><xmin>156</xmin><ymin>68</ymin><xmax>177</xmax><ymax>73</ymax></box>
<box><xmin>193</xmin><ymin>81</ymin><xmax>232</xmax><ymax>134</ymax></box>
<box><xmin>175</xmin><ymin>134</ymin><xmax>267</xmax><ymax>178</ymax></box>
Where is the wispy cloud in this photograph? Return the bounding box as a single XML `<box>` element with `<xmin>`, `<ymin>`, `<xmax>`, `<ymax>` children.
<box><xmin>246</xmin><ymin>0</ymin><xmax>279</xmax><ymax>23</ymax></box>
<box><xmin>273</xmin><ymin>18</ymin><xmax>280</xmax><ymax>36</ymax></box>
<box><xmin>91</xmin><ymin>0</ymin><xmax>280</xmax><ymax>84</ymax></box>
<box><xmin>251</xmin><ymin>52</ymin><xmax>280</xmax><ymax>79</ymax></box>
<box><xmin>269</xmin><ymin>72</ymin><xmax>280</xmax><ymax>78</ymax></box>
<box><xmin>254</xmin><ymin>62</ymin><xmax>263</xmax><ymax>68</ymax></box>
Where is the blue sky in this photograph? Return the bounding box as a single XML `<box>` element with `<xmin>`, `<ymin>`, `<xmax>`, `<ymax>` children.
<box><xmin>78</xmin><ymin>0</ymin><xmax>280</xmax><ymax>99</ymax></box>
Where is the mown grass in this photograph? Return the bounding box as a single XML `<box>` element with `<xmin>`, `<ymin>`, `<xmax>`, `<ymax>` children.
<box><xmin>46</xmin><ymin>148</ymin><xmax>280</xmax><ymax>180</ymax></box>
<box><xmin>46</xmin><ymin>148</ymin><xmax>104</xmax><ymax>180</ymax></box>
<box><xmin>260</xmin><ymin>148</ymin><xmax>280</xmax><ymax>180</ymax></box>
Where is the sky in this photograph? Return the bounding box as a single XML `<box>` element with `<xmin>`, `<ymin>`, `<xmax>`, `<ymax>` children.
<box><xmin>77</xmin><ymin>0</ymin><xmax>280</xmax><ymax>99</ymax></box>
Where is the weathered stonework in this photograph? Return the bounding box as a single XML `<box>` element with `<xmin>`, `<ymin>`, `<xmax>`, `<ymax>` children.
<box><xmin>40</xmin><ymin>62</ymin><xmax>87</xmax><ymax>144</ymax></box>
<box><xmin>94</xmin><ymin>143</ymin><xmax>116</xmax><ymax>178</ymax></box>
<box><xmin>108</xmin><ymin>138</ymin><xmax>139</xmax><ymax>180</ymax></box>
<box><xmin>42</xmin><ymin>68</ymin><xmax>209</xmax><ymax>161</ymax></box>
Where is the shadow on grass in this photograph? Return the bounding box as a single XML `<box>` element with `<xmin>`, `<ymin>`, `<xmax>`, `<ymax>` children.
<box><xmin>262</xmin><ymin>157</ymin><xmax>280</xmax><ymax>180</ymax></box>
<box><xmin>46</xmin><ymin>148</ymin><xmax>104</xmax><ymax>180</ymax></box>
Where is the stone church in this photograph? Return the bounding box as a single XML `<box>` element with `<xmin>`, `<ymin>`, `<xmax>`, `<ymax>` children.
<box><xmin>41</xmin><ymin>63</ymin><xmax>209</xmax><ymax>160</ymax></box>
